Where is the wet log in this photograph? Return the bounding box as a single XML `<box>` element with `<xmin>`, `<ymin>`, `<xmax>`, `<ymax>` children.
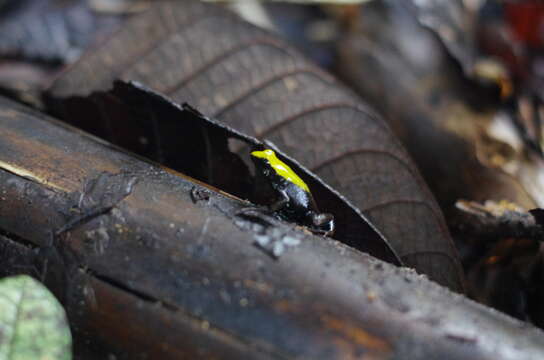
<box><xmin>1</xmin><ymin>95</ymin><xmax>544</xmax><ymax>358</ymax></box>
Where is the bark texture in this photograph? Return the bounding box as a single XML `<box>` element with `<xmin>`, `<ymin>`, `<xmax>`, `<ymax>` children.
<box><xmin>1</xmin><ymin>95</ymin><xmax>544</xmax><ymax>359</ymax></box>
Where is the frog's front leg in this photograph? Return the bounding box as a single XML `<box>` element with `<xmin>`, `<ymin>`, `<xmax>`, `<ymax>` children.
<box><xmin>269</xmin><ymin>189</ymin><xmax>290</xmax><ymax>212</ymax></box>
<box><xmin>309</xmin><ymin>211</ymin><xmax>335</xmax><ymax>236</ymax></box>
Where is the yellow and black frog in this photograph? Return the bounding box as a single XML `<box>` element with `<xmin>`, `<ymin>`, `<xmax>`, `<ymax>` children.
<box><xmin>250</xmin><ymin>149</ymin><xmax>334</xmax><ymax>236</ymax></box>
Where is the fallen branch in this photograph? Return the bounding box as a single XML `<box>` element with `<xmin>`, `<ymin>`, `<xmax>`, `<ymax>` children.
<box><xmin>455</xmin><ymin>200</ymin><xmax>544</xmax><ymax>241</ymax></box>
<box><xmin>1</xmin><ymin>97</ymin><xmax>543</xmax><ymax>359</ymax></box>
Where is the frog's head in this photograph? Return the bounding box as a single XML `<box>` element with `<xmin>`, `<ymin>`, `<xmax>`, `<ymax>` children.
<box><xmin>251</xmin><ymin>149</ymin><xmax>275</xmax><ymax>162</ymax></box>
<box><xmin>250</xmin><ymin>148</ymin><xmax>310</xmax><ymax>192</ymax></box>
<box><xmin>250</xmin><ymin>149</ymin><xmax>276</xmax><ymax>175</ymax></box>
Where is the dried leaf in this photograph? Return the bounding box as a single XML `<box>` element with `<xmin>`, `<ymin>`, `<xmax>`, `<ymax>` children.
<box><xmin>53</xmin><ymin>79</ymin><xmax>402</xmax><ymax>265</ymax></box>
<box><xmin>0</xmin><ymin>0</ymin><xmax>130</xmax><ymax>105</ymax></box>
<box><xmin>47</xmin><ymin>1</ymin><xmax>464</xmax><ymax>291</ymax></box>
<box><xmin>0</xmin><ymin>0</ymin><xmax>126</xmax><ymax>63</ymax></box>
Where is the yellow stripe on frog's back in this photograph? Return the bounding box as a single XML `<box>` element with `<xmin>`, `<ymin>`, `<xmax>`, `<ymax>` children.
<box><xmin>251</xmin><ymin>149</ymin><xmax>310</xmax><ymax>193</ymax></box>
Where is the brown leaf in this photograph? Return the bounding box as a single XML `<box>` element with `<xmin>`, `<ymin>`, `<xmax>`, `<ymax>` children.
<box><xmin>0</xmin><ymin>0</ymin><xmax>132</xmax><ymax>105</ymax></box>
<box><xmin>0</xmin><ymin>0</ymin><xmax>129</xmax><ymax>63</ymax></box>
<box><xmin>51</xmin><ymin>79</ymin><xmax>402</xmax><ymax>265</ymax></box>
<box><xmin>47</xmin><ymin>1</ymin><xmax>464</xmax><ymax>291</ymax></box>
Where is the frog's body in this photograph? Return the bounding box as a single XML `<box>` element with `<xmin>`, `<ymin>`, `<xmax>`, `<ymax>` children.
<box><xmin>251</xmin><ymin>149</ymin><xmax>334</xmax><ymax>235</ymax></box>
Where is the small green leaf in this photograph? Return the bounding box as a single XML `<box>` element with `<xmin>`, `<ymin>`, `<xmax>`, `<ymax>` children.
<box><xmin>0</xmin><ymin>275</ymin><xmax>72</xmax><ymax>360</ymax></box>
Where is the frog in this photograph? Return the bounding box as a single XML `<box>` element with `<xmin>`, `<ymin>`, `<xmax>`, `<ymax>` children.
<box><xmin>250</xmin><ymin>148</ymin><xmax>334</xmax><ymax>236</ymax></box>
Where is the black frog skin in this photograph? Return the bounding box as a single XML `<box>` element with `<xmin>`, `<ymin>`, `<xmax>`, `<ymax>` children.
<box><xmin>251</xmin><ymin>149</ymin><xmax>334</xmax><ymax>235</ymax></box>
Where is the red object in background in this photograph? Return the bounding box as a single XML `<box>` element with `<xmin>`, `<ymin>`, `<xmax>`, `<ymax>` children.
<box><xmin>505</xmin><ymin>1</ymin><xmax>544</xmax><ymax>48</ymax></box>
